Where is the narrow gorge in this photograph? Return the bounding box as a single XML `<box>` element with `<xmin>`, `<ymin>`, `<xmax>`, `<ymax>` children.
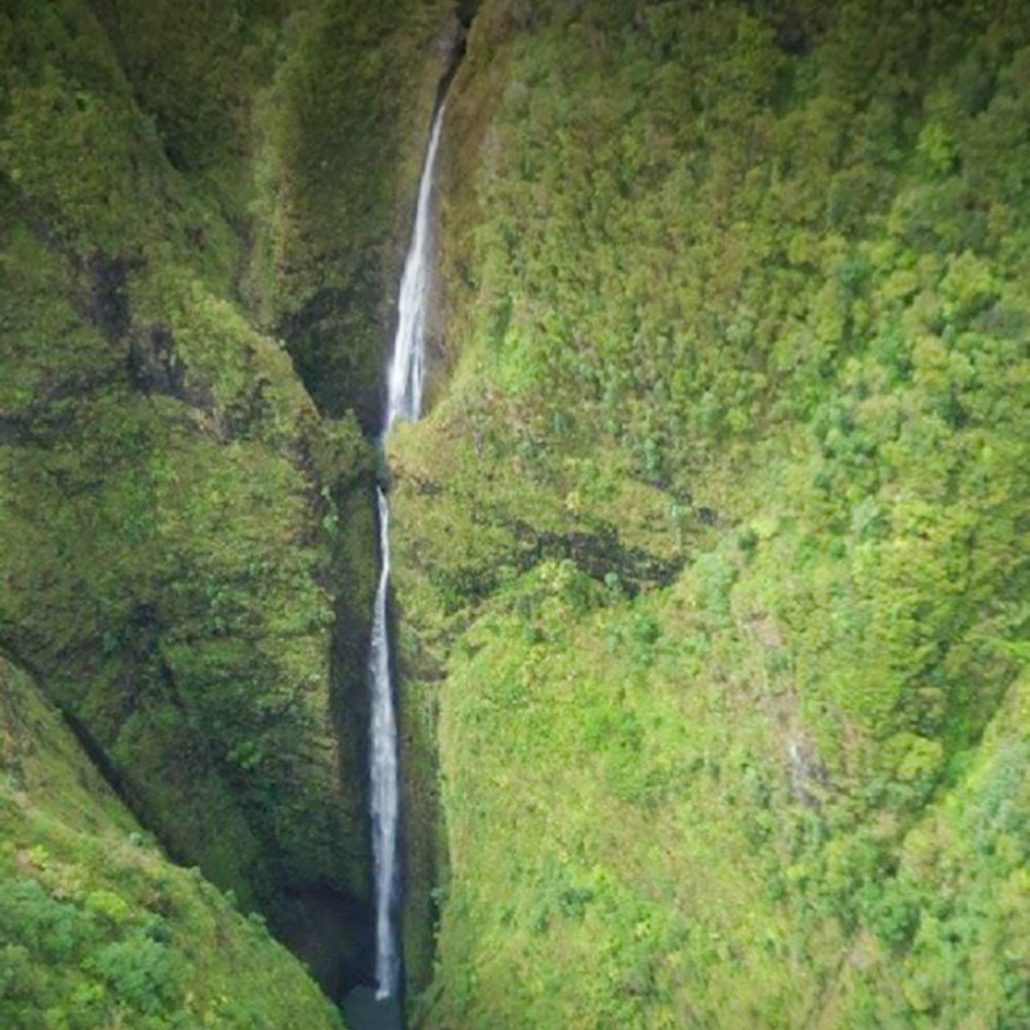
<box><xmin>359</xmin><ymin>99</ymin><xmax>447</xmax><ymax>1026</ymax></box>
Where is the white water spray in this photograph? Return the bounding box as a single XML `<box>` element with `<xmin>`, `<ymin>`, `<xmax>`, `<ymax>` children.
<box><xmin>368</xmin><ymin>101</ymin><xmax>446</xmax><ymax>1002</ymax></box>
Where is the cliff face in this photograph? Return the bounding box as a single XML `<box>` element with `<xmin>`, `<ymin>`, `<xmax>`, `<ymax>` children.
<box><xmin>0</xmin><ymin>0</ymin><xmax>454</xmax><ymax>1001</ymax></box>
<box><xmin>390</xmin><ymin>0</ymin><xmax>1029</xmax><ymax>1024</ymax></box>
<box><xmin>0</xmin><ymin>651</ymin><xmax>342</xmax><ymax>1026</ymax></box>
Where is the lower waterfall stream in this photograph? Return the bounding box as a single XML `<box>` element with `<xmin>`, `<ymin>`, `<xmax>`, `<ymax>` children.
<box><xmin>365</xmin><ymin>100</ymin><xmax>447</xmax><ymax>1017</ymax></box>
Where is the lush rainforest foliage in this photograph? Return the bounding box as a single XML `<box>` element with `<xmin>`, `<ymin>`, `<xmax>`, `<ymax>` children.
<box><xmin>389</xmin><ymin>0</ymin><xmax>1029</xmax><ymax>1025</ymax></box>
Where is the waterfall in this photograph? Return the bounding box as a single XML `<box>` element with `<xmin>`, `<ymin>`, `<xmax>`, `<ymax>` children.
<box><xmin>368</xmin><ymin>485</ymin><xmax>398</xmax><ymax>1001</ymax></box>
<box><xmin>368</xmin><ymin>101</ymin><xmax>446</xmax><ymax>1003</ymax></box>
<box><xmin>386</xmin><ymin>105</ymin><xmax>446</xmax><ymax>429</ymax></box>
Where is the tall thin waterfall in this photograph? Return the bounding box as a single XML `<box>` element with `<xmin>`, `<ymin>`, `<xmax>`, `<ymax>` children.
<box><xmin>369</xmin><ymin>101</ymin><xmax>446</xmax><ymax>1003</ymax></box>
<box><xmin>386</xmin><ymin>106</ymin><xmax>446</xmax><ymax>430</ymax></box>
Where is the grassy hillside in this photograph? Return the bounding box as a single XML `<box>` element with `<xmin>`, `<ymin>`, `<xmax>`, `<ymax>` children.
<box><xmin>389</xmin><ymin>0</ymin><xmax>1030</xmax><ymax>1024</ymax></box>
<box><xmin>0</xmin><ymin>652</ymin><xmax>341</xmax><ymax>1028</ymax></box>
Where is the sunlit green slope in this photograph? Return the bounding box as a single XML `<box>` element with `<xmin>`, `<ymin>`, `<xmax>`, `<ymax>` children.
<box><xmin>390</xmin><ymin>1</ymin><xmax>1029</xmax><ymax>1024</ymax></box>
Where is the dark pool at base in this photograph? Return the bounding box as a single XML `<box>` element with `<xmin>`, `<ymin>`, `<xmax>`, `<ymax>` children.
<box><xmin>343</xmin><ymin>986</ymin><xmax>403</xmax><ymax>1030</ymax></box>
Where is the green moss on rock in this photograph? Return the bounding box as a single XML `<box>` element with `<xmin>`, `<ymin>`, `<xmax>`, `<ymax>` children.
<box><xmin>256</xmin><ymin>0</ymin><xmax>461</xmax><ymax>427</ymax></box>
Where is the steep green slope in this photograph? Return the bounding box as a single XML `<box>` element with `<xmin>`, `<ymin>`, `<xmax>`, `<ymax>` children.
<box><xmin>388</xmin><ymin>0</ymin><xmax>1029</xmax><ymax>1024</ymax></box>
<box><xmin>0</xmin><ymin>0</ymin><xmax>374</xmax><ymax>979</ymax></box>
<box><xmin>0</xmin><ymin>652</ymin><xmax>341</xmax><ymax>1027</ymax></box>
<box><xmin>0</xmin><ymin>0</ymin><xmax>455</xmax><ymax>1001</ymax></box>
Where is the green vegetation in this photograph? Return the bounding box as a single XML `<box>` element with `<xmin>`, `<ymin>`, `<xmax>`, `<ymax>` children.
<box><xmin>0</xmin><ymin>653</ymin><xmax>341</xmax><ymax>1027</ymax></box>
<box><xmin>389</xmin><ymin>0</ymin><xmax>1030</xmax><ymax>1023</ymax></box>
<box><xmin>3</xmin><ymin>0</ymin><xmax>1027</xmax><ymax>1024</ymax></box>
<box><xmin>1</xmin><ymin>0</ymin><xmax>372</xmax><ymax>935</ymax></box>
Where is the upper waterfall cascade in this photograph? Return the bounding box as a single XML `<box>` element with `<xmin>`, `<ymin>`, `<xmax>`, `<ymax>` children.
<box><xmin>385</xmin><ymin>106</ymin><xmax>446</xmax><ymax>430</ymax></box>
<box><xmin>368</xmin><ymin>101</ymin><xmax>447</xmax><ymax>1003</ymax></box>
